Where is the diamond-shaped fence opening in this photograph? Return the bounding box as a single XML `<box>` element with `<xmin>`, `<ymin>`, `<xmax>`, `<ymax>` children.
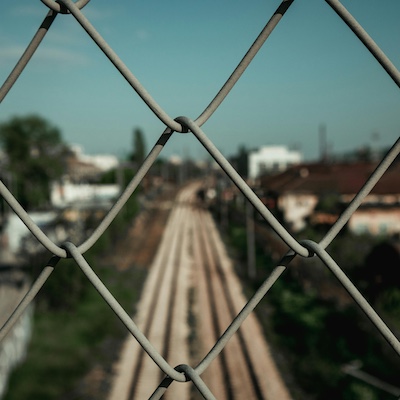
<box><xmin>0</xmin><ymin>1</ymin><xmax>399</xmax><ymax>399</ymax></box>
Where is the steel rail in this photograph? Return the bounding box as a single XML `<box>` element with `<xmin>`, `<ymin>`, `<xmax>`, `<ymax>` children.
<box><xmin>193</xmin><ymin>208</ymin><xmax>236</xmax><ymax>395</ymax></box>
<box><xmin>196</xmin><ymin>259</ymin><xmax>289</xmax><ymax>376</ymax></box>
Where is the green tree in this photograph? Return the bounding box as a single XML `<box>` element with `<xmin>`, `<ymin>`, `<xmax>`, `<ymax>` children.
<box><xmin>0</xmin><ymin>115</ymin><xmax>67</xmax><ymax>209</ymax></box>
<box><xmin>130</xmin><ymin>127</ymin><xmax>146</xmax><ymax>166</ymax></box>
<box><xmin>229</xmin><ymin>144</ymin><xmax>249</xmax><ymax>178</ymax></box>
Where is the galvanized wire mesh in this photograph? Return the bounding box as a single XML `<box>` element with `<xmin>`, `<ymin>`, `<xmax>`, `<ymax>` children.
<box><xmin>0</xmin><ymin>0</ymin><xmax>399</xmax><ymax>398</ymax></box>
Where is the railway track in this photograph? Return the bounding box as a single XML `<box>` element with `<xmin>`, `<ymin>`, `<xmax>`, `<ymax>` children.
<box><xmin>109</xmin><ymin>182</ymin><xmax>291</xmax><ymax>400</ymax></box>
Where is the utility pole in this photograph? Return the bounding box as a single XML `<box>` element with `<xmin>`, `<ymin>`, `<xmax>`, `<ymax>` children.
<box><xmin>319</xmin><ymin>123</ymin><xmax>328</xmax><ymax>163</ymax></box>
<box><xmin>246</xmin><ymin>199</ymin><xmax>256</xmax><ymax>280</ymax></box>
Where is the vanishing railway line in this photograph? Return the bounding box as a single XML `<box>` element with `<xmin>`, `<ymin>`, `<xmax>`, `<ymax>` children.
<box><xmin>193</xmin><ymin>207</ymin><xmax>265</xmax><ymax>400</ymax></box>
<box><xmin>109</xmin><ymin>182</ymin><xmax>291</xmax><ymax>400</ymax></box>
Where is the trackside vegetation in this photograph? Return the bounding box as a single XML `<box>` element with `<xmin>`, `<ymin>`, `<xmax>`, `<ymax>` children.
<box><xmin>3</xmin><ymin>184</ymin><xmax>146</xmax><ymax>400</ymax></box>
<box><xmin>215</xmin><ymin>204</ymin><xmax>400</xmax><ymax>400</ymax></box>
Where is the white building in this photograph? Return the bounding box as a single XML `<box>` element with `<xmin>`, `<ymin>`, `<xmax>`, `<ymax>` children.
<box><xmin>50</xmin><ymin>145</ymin><xmax>121</xmax><ymax>208</ymax></box>
<box><xmin>70</xmin><ymin>145</ymin><xmax>119</xmax><ymax>172</ymax></box>
<box><xmin>248</xmin><ymin>146</ymin><xmax>302</xmax><ymax>180</ymax></box>
<box><xmin>51</xmin><ymin>182</ymin><xmax>120</xmax><ymax>208</ymax></box>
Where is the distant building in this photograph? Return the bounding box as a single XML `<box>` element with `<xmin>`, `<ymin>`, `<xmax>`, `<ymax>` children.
<box><xmin>65</xmin><ymin>156</ymin><xmax>103</xmax><ymax>183</ymax></box>
<box><xmin>248</xmin><ymin>146</ymin><xmax>302</xmax><ymax>180</ymax></box>
<box><xmin>65</xmin><ymin>145</ymin><xmax>119</xmax><ymax>183</ymax></box>
<box><xmin>50</xmin><ymin>181</ymin><xmax>120</xmax><ymax>208</ymax></box>
<box><xmin>259</xmin><ymin>162</ymin><xmax>400</xmax><ymax>234</ymax></box>
<box><xmin>52</xmin><ymin>146</ymin><xmax>121</xmax><ymax>208</ymax></box>
<box><xmin>74</xmin><ymin>148</ymin><xmax>119</xmax><ymax>172</ymax></box>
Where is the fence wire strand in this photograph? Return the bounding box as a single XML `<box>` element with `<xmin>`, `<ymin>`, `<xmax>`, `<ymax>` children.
<box><xmin>0</xmin><ymin>0</ymin><xmax>399</xmax><ymax>398</ymax></box>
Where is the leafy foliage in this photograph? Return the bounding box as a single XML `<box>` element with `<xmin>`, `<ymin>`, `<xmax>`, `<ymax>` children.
<box><xmin>130</xmin><ymin>127</ymin><xmax>146</xmax><ymax>166</ymax></box>
<box><xmin>220</xmin><ymin>205</ymin><xmax>400</xmax><ymax>400</ymax></box>
<box><xmin>0</xmin><ymin>115</ymin><xmax>67</xmax><ymax>209</ymax></box>
<box><xmin>5</xmin><ymin>195</ymin><xmax>144</xmax><ymax>400</ymax></box>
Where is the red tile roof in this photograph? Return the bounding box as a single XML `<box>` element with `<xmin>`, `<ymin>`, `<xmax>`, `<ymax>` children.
<box><xmin>260</xmin><ymin>162</ymin><xmax>400</xmax><ymax>195</ymax></box>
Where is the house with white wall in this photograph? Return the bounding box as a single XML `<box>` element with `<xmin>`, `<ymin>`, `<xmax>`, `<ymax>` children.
<box><xmin>248</xmin><ymin>145</ymin><xmax>302</xmax><ymax>180</ymax></box>
<box><xmin>259</xmin><ymin>162</ymin><xmax>400</xmax><ymax>235</ymax></box>
<box><xmin>51</xmin><ymin>146</ymin><xmax>121</xmax><ymax>208</ymax></box>
<box><xmin>50</xmin><ymin>182</ymin><xmax>120</xmax><ymax>208</ymax></box>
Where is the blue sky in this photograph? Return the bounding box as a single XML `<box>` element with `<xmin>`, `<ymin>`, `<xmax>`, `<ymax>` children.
<box><xmin>0</xmin><ymin>0</ymin><xmax>399</xmax><ymax>162</ymax></box>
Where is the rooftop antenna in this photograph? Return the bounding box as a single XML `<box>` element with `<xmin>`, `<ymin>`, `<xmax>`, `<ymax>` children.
<box><xmin>319</xmin><ymin>123</ymin><xmax>328</xmax><ymax>163</ymax></box>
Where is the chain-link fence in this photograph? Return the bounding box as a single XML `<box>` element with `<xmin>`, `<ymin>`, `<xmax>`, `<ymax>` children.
<box><xmin>0</xmin><ymin>0</ymin><xmax>399</xmax><ymax>399</ymax></box>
